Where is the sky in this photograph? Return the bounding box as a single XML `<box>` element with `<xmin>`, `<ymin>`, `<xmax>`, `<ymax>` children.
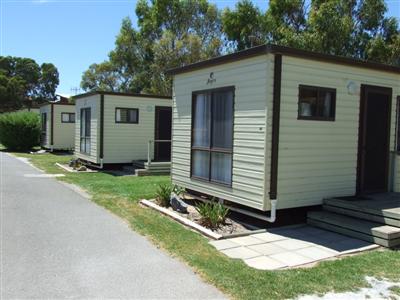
<box><xmin>1</xmin><ymin>0</ymin><xmax>399</xmax><ymax>96</ymax></box>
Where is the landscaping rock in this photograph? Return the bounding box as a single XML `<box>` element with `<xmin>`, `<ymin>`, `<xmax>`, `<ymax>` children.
<box><xmin>77</xmin><ymin>165</ymin><xmax>87</xmax><ymax>171</ymax></box>
<box><xmin>170</xmin><ymin>194</ymin><xmax>188</xmax><ymax>213</ymax></box>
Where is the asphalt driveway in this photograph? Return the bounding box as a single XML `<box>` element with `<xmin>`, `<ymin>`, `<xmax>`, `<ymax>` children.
<box><xmin>0</xmin><ymin>152</ymin><xmax>224</xmax><ymax>299</ymax></box>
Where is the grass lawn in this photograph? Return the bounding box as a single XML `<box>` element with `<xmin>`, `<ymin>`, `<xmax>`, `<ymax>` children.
<box><xmin>8</xmin><ymin>151</ymin><xmax>400</xmax><ymax>300</ymax></box>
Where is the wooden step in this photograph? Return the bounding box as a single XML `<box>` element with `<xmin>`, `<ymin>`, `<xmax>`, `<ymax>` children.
<box><xmin>324</xmin><ymin>198</ymin><xmax>400</xmax><ymax>221</ymax></box>
<box><xmin>135</xmin><ymin>169</ymin><xmax>170</xmax><ymax>176</ymax></box>
<box><xmin>307</xmin><ymin>211</ymin><xmax>400</xmax><ymax>248</ymax></box>
<box><xmin>324</xmin><ymin>204</ymin><xmax>400</xmax><ymax>227</ymax></box>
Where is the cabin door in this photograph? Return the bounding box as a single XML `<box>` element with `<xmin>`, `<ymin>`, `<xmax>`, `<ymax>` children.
<box><xmin>357</xmin><ymin>85</ymin><xmax>392</xmax><ymax>195</ymax></box>
<box><xmin>154</xmin><ymin>106</ymin><xmax>172</xmax><ymax>161</ymax></box>
<box><xmin>41</xmin><ymin>113</ymin><xmax>47</xmax><ymax>145</ymax></box>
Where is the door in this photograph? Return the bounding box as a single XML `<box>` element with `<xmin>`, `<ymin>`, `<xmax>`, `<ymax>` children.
<box><xmin>154</xmin><ymin>106</ymin><xmax>172</xmax><ymax>161</ymax></box>
<box><xmin>41</xmin><ymin>113</ymin><xmax>47</xmax><ymax>145</ymax></box>
<box><xmin>357</xmin><ymin>85</ymin><xmax>392</xmax><ymax>194</ymax></box>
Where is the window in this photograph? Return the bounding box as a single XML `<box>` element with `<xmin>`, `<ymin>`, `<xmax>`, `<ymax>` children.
<box><xmin>191</xmin><ymin>87</ymin><xmax>234</xmax><ymax>186</ymax></box>
<box><xmin>80</xmin><ymin>108</ymin><xmax>91</xmax><ymax>154</ymax></box>
<box><xmin>61</xmin><ymin>112</ymin><xmax>75</xmax><ymax>123</ymax></box>
<box><xmin>115</xmin><ymin>108</ymin><xmax>138</xmax><ymax>123</ymax></box>
<box><xmin>298</xmin><ymin>85</ymin><xmax>336</xmax><ymax>121</ymax></box>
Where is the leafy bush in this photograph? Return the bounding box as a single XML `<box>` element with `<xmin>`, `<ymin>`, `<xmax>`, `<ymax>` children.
<box><xmin>0</xmin><ymin>111</ymin><xmax>41</xmax><ymax>151</ymax></box>
<box><xmin>196</xmin><ymin>201</ymin><xmax>229</xmax><ymax>230</ymax></box>
<box><xmin>172</xmin><ymin>184</ymin><xmax>185</xmax><ymax>196</ymax></box>
<box><xmin>155</xmin><ymin>183</ymin><xmax>172</xmax><ymax>207</ymax></box>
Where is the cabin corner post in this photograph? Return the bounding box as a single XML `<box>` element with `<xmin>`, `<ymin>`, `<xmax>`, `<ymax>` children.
<box><xmin>269</xmin><ymin>53</ymin><xmax>282</xmax><ymax>200</ymax></box>
<box><xmin>99</xmin><ymin>94</ymin><xmax>104</xmax><ymax>163</ymax></box>
<box><xmin>50</xmin><ymin>103</ymin><xmax>54</xmax><ymax>150</ymax></box>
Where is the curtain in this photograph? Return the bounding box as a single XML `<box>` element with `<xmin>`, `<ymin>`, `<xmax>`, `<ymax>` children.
<box><xmin>192</xmin><ymin>150</ymin><xmax>210</xmax><ymax>178</ymax></box>
<box><xmin>212</xmin><ymin>90</ymin><xmax>233</xmax><ymax>149</ymax></box>
<box><xmin>211</xmin><ymin>152</ymin><xmax>232</xmax><ymax>184</ymax></box>
<box><xmin>192</xmin><ymin>94</ymin><xmax>211</xmax><ymax>148</ymax></box>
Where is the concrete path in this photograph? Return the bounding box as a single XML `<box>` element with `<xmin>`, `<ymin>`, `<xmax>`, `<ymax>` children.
<box><xmin>210</xmin><ymin>225</ymin><xmax>378</xmax><ymax>270</ymax></box>
<box><xmin>0</xmin><ymin>153</ymin><xmax>225</xmax><ymax>299</ymax></box>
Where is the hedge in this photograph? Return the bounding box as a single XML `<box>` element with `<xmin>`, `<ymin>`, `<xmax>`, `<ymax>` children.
<box><xmin>0</xmin><ymin>111</ymin><xmax>41</xmax><ymax>151</ymax></box>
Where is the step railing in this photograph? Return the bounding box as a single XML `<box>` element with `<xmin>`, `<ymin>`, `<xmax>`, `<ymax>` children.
<box><xmin>147</xmin><ymin>139</ymin><xmax>171</xmax><ymax>166</ymax></box>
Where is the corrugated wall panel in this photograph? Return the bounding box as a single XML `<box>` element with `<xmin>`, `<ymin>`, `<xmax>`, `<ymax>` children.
<box><xmin>277</xmin><ymin>56</ymin><xmax>400</xmax><ymax>209</ymax></box>
<box><xmin>172</xmin><ymin>54</ymin><xmax>273</xmax><ymax>210</ymax></box>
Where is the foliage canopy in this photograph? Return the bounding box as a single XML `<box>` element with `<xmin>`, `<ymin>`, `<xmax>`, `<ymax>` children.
<box><xmin>81</xmin><ymin>0</ymin><xmax>400</xmax><ymax>96</ymax></box>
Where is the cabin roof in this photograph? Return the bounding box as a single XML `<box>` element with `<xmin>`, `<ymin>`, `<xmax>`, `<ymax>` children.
<box><xmin>166</xmin><ymin>44</ymin><xmax>400</xmax><ymax>75</ymax></box>
<box><xmin>72</xmin><ymin>91</ymin><xmax>172</xmax><ymax>100</ymax></box>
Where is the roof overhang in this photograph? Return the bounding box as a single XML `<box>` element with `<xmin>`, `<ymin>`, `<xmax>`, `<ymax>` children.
<box><xmin>166</xmin><ymin>44</ymin><xmax>400</xmax><ymax>76</ymax></box>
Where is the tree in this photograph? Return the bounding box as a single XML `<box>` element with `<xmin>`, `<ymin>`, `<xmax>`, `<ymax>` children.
<box><xmin>222</xmin><ymin>0</ymin><xmax>399</xmax><ymax>65</ymax></box>
<box><xmin>80</xmin><ymin>62</ymin><xmax>121</xmax><ymax>92</ymax></box>
<box><xmin>222</xmin><ymin>0</ymin><xmax>265</xmax><ymax>50</ymax></box>
<box><xmin>0</xmin><ymin>56</ymin><xmax>59</xmax><ymax>112</ymax></box>
<box><xmin>81</xmin><ymin>0</ymin><xmax>224</xmax><ymax>96</ymax></box>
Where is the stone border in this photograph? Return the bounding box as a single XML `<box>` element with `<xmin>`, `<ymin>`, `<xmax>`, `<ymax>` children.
<box><xmin>55</xmin><ymin>163</ymin><xmax>98</xmax><ymax>173</ymax></box>
<box><xmin>140</xmin><ymin>199</ymin><xmax>223</xmax><ymax>240</ymax></box>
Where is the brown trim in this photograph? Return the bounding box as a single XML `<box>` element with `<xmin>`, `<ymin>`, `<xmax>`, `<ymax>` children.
<box><xmin>297</xmin><ymin>85</ymin><xmax>336</xmax><ymax>121</ymax></box>
<box><xmin>190</xmin><ymin>86</ymin><xmax>235</xmax><ymax>187</ymax></box>
<box><xmin>61</xmin><ymin>112</ymin><xmax>75</xmax><ymax>123</ymax></box>
<box><xmin>356</xmin><ymin>84</ymin><xmax>392</xmax><ymax>195</ymax></box>
<box><xmin>50</xmin><ymin>103</ymin><xmax>54</xmax><ymax>146</ymax></box>
<box><xmin>154</xmin><ymin>106</ymin><xmax>172</xmax><ymax>161</ymax></box>
<box><xmin>396</xmin><ymin>96</ymin><xmax>400</xmax><ymax>152</ymax></box>
<box><xmin>38</xmin><ymin>102</ymin><xmax>74</xmax><ymax>108</ymax></box>
<box><xmin>99</xmin><ymin>94</ymin><xmax>104</xmax><ymax>159</ymax></box>
<box><xmin>72</xmin><ymin>91</ymin><xmax>172</xmax><ymax>100</ymax></box>
<box><xmin>166</xmin><ymin>44</ymin><xmax>400</xmax><ymax>75</ymax></box>
<box><xmin>114</xmin><ymin>107</ymin><xmax>139</xmax><ymax>124</ymax></box>
<box><xmin>269</xmin><ymin>54</ymin><xmax>282</xmax><ymax>200</ymax></box>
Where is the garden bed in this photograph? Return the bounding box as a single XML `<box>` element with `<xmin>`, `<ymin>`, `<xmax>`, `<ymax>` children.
<box><xmin>140</xmin><ymin>196</ymin><xmax>263</xmax><ymax>240</ymax></box>
<box><xmin>55</xmin><ymin>163</ymin><xmax>98</xmax><ymax>173</ymax></box>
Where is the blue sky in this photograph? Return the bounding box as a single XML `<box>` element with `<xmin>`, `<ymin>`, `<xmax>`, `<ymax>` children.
<box><xmin>1</xmin><ymin>0</ymin><xmax>399</xmax><ymax>96</ymax></box>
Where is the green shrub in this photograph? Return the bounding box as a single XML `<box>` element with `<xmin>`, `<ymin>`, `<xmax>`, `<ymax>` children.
<box><xmin>155</xmin><ymin>183</ymin><xmax>172</xmax><ymax>207</ymax></box>
<box><xmin>196</xmin><ymin>201</ymin><xmax>229</xmax><ymax>230</ymax></box>
<box><xmin>0</xmin><ymin>111</ymin><xmax>40</xmax><ymax>151</ymax></box>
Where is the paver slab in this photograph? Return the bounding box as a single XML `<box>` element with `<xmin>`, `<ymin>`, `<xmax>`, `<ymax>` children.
<box><xmin>209</xmin><ymin>239</ymin><xmax>240</xmax><ymax>250</ymax></box>
<box><xmin>248</xmin><ymin>243</ymin><xmax>287</xmax><ymax>256</ymax></box>
<box><xmin>271</xmin><ymin>239</ymin><xmax>313</xmax><ymax>251</ymax></box>
<box><xmin>229</xmin><ymin>236</ymin><xmax>265</xmax><ymax>246</ymax></box>
<box><xmin>252</xmin><ymin>232</ymin><xmax>287</xmax><ymax>243</ymax></box>
<box><xmin>295</xmin><ymin>246</ymin><xmax>338</xmax><ymax>261</ymax></box>
<box><xmin>221</xmin><ymin>247</ymin><xmax>261</xmax><ymax>260</ymax></box>
<box><xmin>244</xmin><ymin>256</ymin><xmax>287</xmax><ymax>270</ymax></box>
<box><xmin>270</xmin><ymin>252</ymin><xmax>315</xmax><ymax>267</ymax></box>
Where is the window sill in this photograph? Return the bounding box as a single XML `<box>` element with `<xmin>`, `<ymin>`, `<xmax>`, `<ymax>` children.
<box><xmin>191</xmin><ymin>175</ymin><xmax>232</xmax><ymax>188</ymax></box>
<box><xmin>298</xmin><ymin>116</ymin><xmax>335</xmax><ymax>122</ymax></box>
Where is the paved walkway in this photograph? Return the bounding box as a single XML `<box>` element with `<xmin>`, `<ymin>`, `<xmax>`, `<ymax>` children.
<box><xmin>210</xmin><ymin>225</ymin><xmax>378</xmax><ymax>270</ymax></box>
<box><xmin>1</xmin><ymin>153</ymin><xmax>225</xmax><ymax>299</ymax></box>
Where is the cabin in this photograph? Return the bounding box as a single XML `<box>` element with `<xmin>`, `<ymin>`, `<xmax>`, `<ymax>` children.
<box><xmin>40</xmin><ymin>98</ymin><xmax>75</xmax><ymax>151</ymax></box>
<box><xmin>72</xmin><ymin>91</ymin><xmax>172</xmax><ymax>170</ymax></box>
<box><xmin>168</xmin><ymin>44</ymin><xmax>400</xmax><ymax>247</ymax></box>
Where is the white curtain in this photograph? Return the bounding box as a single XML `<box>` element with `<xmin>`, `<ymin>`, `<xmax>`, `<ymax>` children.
<box><xmin>192</xmin><ymin>94</ymin><xmax>211</xmax><ymax>147</ymax></box>
<box><xmin>116</xmin><ymin>109</ymin><xmax>121</xmax><ymax>122</ymax></box>
<box><xmin>192</xmin><ymin>150</ymin><xmax>209</xmax><ymax>178</ymax></box>
<box><xmin>322</xmin><ymin>91</ymin><xmax>332</xmax><ymax>118</ymax></box>
<box><xmin>212</xmin><ymin>90</ymin><xmax>233</xmax><ymax>149</ymax></box>
<box><xmin>211</xmin><ymin>152</ymin><xmax>232</xmax><ymax>184</ymax></box>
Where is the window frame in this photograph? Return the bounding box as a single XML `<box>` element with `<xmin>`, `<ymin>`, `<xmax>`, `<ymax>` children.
<box><xmin>61</xmin><ymin>112</ymin><xmax>75</xmax><ymax>123</ymax></box>
<box><xmin>80</xmin><ymin>108</ymin><xmax>91</xmax><ymax>154</ymax></box>
<box><xmin>115</xmin><ymin>107</ymin><xmax>139</xmax><ymax>124</ymax></box>
<box><xmin>190</xmin><ymin>86</ymin><xmax>235</xmax><ymax>187</ymax></box>
<box><xmin>297</xmin><ymin>84</ymin><xmax>337</xmax><ymax>121</ymax></box>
